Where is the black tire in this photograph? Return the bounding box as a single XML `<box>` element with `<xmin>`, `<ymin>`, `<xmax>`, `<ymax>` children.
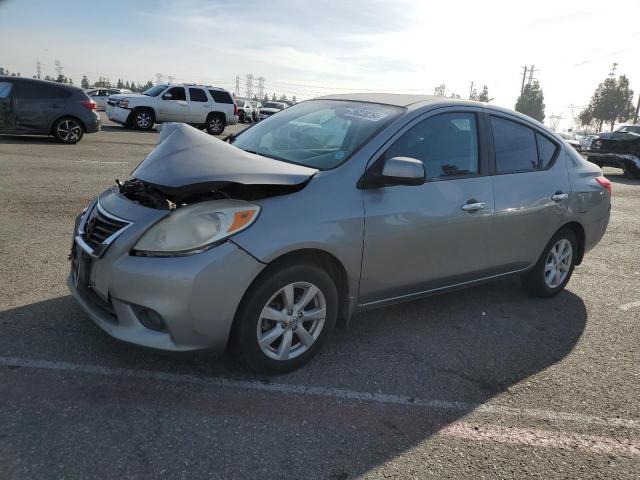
<box><xmin>521</xmin><ymin>227</ymin><xmax>578</xmax><ymax>298</ymax></box>
<box><xmin>205</xmin><ymin>114</ymin><xmax>225</xmax><ymax>135</ymax></box>
<box><xmin>623</xmin><ymin>162</ymin><xmax>640</xmax><ymax>180</ymax></box>
<box><xmin>131</xmin><ymin>108</ymin><xmax>155</xmax><ymax>130</ymax></box>
<box><xmin>232</xmin><ymin>263</ymin><xmax>338</xmax><ymax>374</ymax></box>
<box><xmin>239</xmin><ymin>111</ymin><xmax>246</xmax><ymax>123</ymax></box>
<box><xmin>52</xmin><ymin>117</ymin><xmax>83</xmax><ymax>144</ymax></box>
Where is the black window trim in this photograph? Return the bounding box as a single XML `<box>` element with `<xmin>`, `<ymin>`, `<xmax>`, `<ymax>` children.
<box><xmin>369</xmin><ymin>106</ymin><xmax>491</xmax><ymax>185</ymax></box>
<box><xmin>163</xmin><ymin>86</ymin><xmax>186</xmax><ymax>101</ymax></box>
<box><xmin>486</xmin><ymin>111</ymin><xmax>561</xmax><ymax>175</ymax></box>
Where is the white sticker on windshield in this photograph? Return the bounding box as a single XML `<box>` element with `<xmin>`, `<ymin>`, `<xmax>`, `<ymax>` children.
<box><xmin>343</xmin><ymin>108</ymin><xmax>388</xmax><ymax>122</ymax></box>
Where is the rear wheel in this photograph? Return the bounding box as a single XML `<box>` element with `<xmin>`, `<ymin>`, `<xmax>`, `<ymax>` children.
<box><xmin>232</xmin><ymin>263</ymin><xmax>338</xmax><ymax>374</ymax></box>
<box><xmin>132</xmin><ymin>109</ymin><xmax>155</xmax><ymax>130</ymax></box>
<box><xmin>53</xmin><ymin>117</ymin><xmax>83</xmax><ymax>143</ymax></box>
<box><xmin>205</xmin><ymin>114</ymin><xmax>225</xmax><ymax>135</ymax></box>
<box><xmin>521</xmin><ymin>228</ymin><xmax>577</xmax><ymax>298</ymax></box>
<box><xmin>623</xmin><ymin>162</ymin><xmax>640</xmax><ymax>179</ymax></box>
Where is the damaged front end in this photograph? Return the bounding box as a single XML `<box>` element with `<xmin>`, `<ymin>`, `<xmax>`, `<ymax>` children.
<box><xmin>117</xmin><ymin>122</ymin><xmax>318</xmax><ymax>210</ymax></box>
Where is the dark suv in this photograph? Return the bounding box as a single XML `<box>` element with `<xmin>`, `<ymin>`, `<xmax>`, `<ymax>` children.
<box><xmin>0</xmin><ymin>76</ymin><xmax>101</xmax><ymax>143</ymax></box>
<box><xmin>587</xmin><ymin>124</ymin><xmax>640</xmax><ymax>179</ymax></box>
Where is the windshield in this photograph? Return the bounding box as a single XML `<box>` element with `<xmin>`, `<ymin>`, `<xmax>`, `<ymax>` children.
<box><xmin>615</xmin><ymin>125</ymin><xmax>640</xmax><ymax>134</ymax></box>
<box><xmin>231</xmin><ymin>100</ymin><xmax>404</xmax><ymax>169</ymax></box>
<box><xmin>263</xmin><ymin>102</ymin><xmax>285</xmax><ymax>110</ymax></box>
<box><xmin>143</xmin><ymin>85</ymin><xmax>166</xmax><ymax>97</ymax></box>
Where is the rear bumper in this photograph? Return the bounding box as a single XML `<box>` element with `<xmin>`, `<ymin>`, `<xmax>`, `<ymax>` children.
<box><xmin>84</xmin><ymin>112</ymin><xmax>101</xmax><ymax>133</ymax></box>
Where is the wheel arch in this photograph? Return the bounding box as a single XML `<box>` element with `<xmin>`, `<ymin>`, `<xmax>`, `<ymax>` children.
<box><xmin>561</xmin><ymin>221</ymin><xmax>586</xmax><ymax>265</ymax></box>
<box><xmin>50</xmin><ymin>115</ymin><xmax>86</xmax><ymax>134</ymax></box>
<box><xmin>234</xmin><ymin>248</ymin><xmax>352</xmax><ymax>332</ymax></box>
<box><xmin>206</xmin><ymin>111</ymin><xmax>227</xmax><ymax>124</ymax></box>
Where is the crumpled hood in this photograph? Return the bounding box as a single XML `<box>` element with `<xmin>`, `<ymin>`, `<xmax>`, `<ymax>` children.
<box><xmin>131</xmin><ymin>123</ymin><xmax>317</xmax><ymax>194</ymax></box>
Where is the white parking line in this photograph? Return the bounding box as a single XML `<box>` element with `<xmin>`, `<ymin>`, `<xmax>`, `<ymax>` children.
<box><xmin>2</xmin><ymin>355</ymin><xmax>639</xmax><ymax>435</ymax></box>
<box><xmin>620</xmin><ymin>300</ymin><xmax>640</xmax><ymax>311</ymax></box>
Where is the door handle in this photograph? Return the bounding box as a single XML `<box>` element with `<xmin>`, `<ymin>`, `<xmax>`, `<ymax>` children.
<box><xmin>551</xmin><ymin>192</ymin><xmax>569</xmax><ymax>202</ymax></box>
<box><xmin>461</xmin><ymin>201</ymin><xmax>486</xmax><ymax>212</ymax></box>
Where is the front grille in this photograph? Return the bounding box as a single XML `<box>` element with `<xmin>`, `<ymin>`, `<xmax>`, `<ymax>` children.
<box><xmin>107</xmin><ymin>99</ymin><xmax>117</xmax><ymax>106</ymax></box>
<box><xmin>79</xmin><ymin>203</ymin><xmax>130</xmax><ymax>256</ymax></box>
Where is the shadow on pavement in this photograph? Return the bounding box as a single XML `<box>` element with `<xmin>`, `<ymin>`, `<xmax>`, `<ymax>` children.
<box><xmin>0</xmin><ymin>279</ymin><xmax>587</xmax><ymax>478</ymax></box>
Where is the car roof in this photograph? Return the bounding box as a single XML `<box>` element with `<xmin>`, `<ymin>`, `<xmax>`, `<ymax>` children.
<box><xmin>316</xmin><ymin>92</ymin><xmax>464</xmax><ymax>107</ymax></box>
<box><xmin>0</xmin><ymin>75</ymin><xmax>80</xmax><ymax>91</ymax></box>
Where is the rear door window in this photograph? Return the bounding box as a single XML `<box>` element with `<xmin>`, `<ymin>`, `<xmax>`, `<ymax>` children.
<box><xmin>18</xmin><ymin>82</ymin><xmax>70</xmax><ymax>99</ymax></box>
<box><xmin>491</xmin><ymin>116</ymin><xmax>539</xmax><ymax>173</ymax></box>
<box><xmin>0</xmin><ymin>82</ymin><xmax>13</xmax><ymax>98</ymax></box>
<box><xmin>536</xmin><ymin>133</ymin><xmax>558</xmax><ymax>168</ymax></box>
<box><xmin>188</xmin><ymin>88</ymin><xmax>208</xmax><ymax>102</ymax></box>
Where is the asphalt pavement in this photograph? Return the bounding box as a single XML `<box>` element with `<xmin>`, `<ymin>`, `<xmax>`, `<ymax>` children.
<box><xmin>0</xmin><ymin>115</ymin><xmax>638</xmax><ymax>479</ymax></box>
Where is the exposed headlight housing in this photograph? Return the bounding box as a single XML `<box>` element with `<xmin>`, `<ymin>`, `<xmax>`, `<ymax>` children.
<box><xmin>117</xmin><ymin>98</ymin><xmax>130</xmax><ymax>108</ymax></box>
<box><xmin>132</xmin><ymin>199</ymin><xmax>260</xmax><ymax>256</ymax></box>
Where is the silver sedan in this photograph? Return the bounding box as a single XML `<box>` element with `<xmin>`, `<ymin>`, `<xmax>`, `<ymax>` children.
<box><xmin>69</xmin><ymin>94</ymin><xmax>611</xmax><ymax>373</ymax></box>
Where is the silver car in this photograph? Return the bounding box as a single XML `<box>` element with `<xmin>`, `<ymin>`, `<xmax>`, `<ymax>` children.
<box><xmin>68</xmin><ymin>94</ymin><xmax>611</xmax><ymax>373</ymax></box>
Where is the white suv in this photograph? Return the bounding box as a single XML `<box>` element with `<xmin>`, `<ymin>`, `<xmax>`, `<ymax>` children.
<box><xmin>106</xmin><ymin>84</ymin><xmax>238</xmax><ymax>135</ymax></box>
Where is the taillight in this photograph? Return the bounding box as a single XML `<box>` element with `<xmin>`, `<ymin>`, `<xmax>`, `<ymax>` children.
<box><xmin>595</xmin><ymin>176</ymin><xmax>612</xmax><ymax>194</ymax></box>
<box><xmin>82</xmin><ymin>100</ymin><xmax>97</xmax><ymax>111</ymax></box>
<box><xmin>233</xmin><ymin>100</ymin><xmax>238</xmax><ymax>116</ymax></box>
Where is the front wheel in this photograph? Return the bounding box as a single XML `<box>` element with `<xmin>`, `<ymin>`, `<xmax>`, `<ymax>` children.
<box><xmin>521</xmin><ymin>228</ymin><xmax>577</xmax><ymax>297</ymax></box>
<box><xmin>131</xmin><ymin>109</ymin><xmax>155</xmax><ymax>130</ymax></box>
<box><xmin>232</xmin><ymin>263</ymin><xmax>338</xmax><ymax>374</ymax></box>
<box><xmin>53</xmin><ymin>117</ymin><xmax>83</xmax><ymax>143</ymax></box>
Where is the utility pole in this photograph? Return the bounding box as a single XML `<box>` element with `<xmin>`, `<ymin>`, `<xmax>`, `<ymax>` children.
<box><xmin>155</xmin><ymin>73</ymin><xmax>164</xmax><ymax>85</ymax></box>
<box><xmin>235</xmin><ymin>75</ymin><xmax>240</xmax><ymax>96</ymax></box>
<box><xmin>54</xmin><ymin>60</ymin><xmax>63</xmax><ymax>79</ymax></box>
<box><xmin>257</xmin><ymin>76</ymin><xmax>265</xmax><ymax>99</ymax></box>
<box><xmin>521</xmin><ymin>66</ymin><xmax>528</xmax><ymax>95</ymax></box>
<box><xmin>634</xmin><ymin>94</ymin><xmax>640</xmax><ymax>124</ymax></box>
<box><xmin>245</xmin><ymin>73</ymin><xmax>254</xmax><ymax>98</ymax></box>
<box><xmin>36</xmin><ymin>61</ymin><xmax>41</xmax><ymax>79</ymax></box>
<box><xmin>468</xmin><ymin>81</ymin><xmax>474</xmax><ymax>100</ymax></box>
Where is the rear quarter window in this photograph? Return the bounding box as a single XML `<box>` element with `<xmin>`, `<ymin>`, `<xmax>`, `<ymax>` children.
<box><xmin>209</xmin><ymin>90</ymin><xmax>233</xmax><ymax>104</ymax></box>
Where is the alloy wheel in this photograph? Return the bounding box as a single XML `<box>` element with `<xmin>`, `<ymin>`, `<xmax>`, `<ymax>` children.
<box><xmin>135</xmin><ymin>112</ymin><xmax>152</xmax><ymax>129</ymax></box>
<box><xmin>56</xmin><ymin>120</ymin><xmax>82</xmax><ymax>143</ymax></box>
<box><xmin>256</xmin><ymin>282</ymin><xmax>327</xmax><ymax>361</ymax></box>
<box><xmin>544</xmin><ymin>239</ymin><xmax>573</xmax><ymax>288</ymax></box>
<box><xmin>209</xmin><ymin>117</ymin><xmax>224</xmax><ymax>134</ymax></box>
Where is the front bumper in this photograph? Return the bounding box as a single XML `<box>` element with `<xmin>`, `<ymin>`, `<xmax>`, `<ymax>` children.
<box><xmin>106</xmin><ymin>105</ymin><xmax>131</xmax><ymax>126</ymax></box>
<box><xmin>68</xmin><ymin>189</ymin><xmax>265</xmax><ymax>353</ymax></box>
<box><xmin>587</xmin><ymin>152</ymin><xmax>640</xmax><ymax>170</ymax></box>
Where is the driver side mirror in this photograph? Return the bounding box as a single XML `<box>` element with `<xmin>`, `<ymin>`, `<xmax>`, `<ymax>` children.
<box><xmin>361</xmin><ymin>156</ymin><xmax>426</xmax><ymax>189</ymax></box>
<box><xmin>162</xmin><ymin>93</ymin><xmax>173</xmax><ymax>100</ymax></box>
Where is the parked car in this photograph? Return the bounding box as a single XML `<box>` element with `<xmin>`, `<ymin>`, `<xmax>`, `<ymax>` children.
<box><xmin>106</xmin><ymin>83</ymin><xmax>238</xmax><ymax>134</ymax></box>
<box><xmin>0</xmin><ymin>76</ymin><xmax>100</xmax><ymax>143</ymax></box>
<box><xmin>69</xmin><ymin>95</ymin><xmax>611</xmax><ymax>373</ymax></box>
<box><xmin>259</xmin><ymin>101</ymin><xmax>287</xmax><ymax>121</ymax></box>
<box><xmin>587</xmin><ymin>124</ymin><xmax>640</xmax><ymax>179</ymax></box>
<box><xmin>557</xmin><ymin>132</ymin><xmax>582</xmax><ymax>152</ymax></box>
<box><xmin>580</xmin><ymin>134</ymin><xmax>597</xmax><ymax>151</ymax></box>
<box><xmin>86</xmin><ymin>88</ymin><xmax>132</xmax><ymax>111</ymax></box>
<box><xmin>235</xmin><ymin>98</ymin><xmax>255</xmax><ymax>123</ymax></box>
<box><xmin>250</xmin><ymin>101</ymin><xmax>262</xmax><ymax>121</ymax></box>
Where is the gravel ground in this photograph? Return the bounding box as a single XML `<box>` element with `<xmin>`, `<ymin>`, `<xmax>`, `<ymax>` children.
<box><xmin>0</xmin><ymin>115</ymin><xmax>638</xmax><ymax>479</ymax></box>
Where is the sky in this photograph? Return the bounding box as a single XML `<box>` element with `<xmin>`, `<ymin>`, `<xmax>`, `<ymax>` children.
<box><xmin>1</xmin><ymin>0</ymin><xmax>639</xmax><ymax>130</ymax></box>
